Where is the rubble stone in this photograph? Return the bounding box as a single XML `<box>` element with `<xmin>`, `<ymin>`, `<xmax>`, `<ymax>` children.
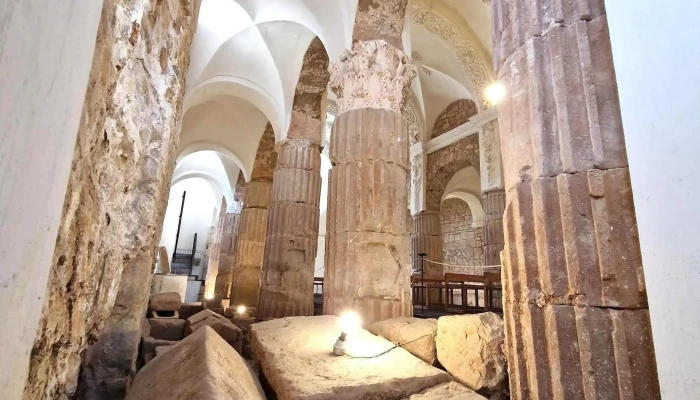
<box><xmin>127</xmin><ymin>327</ymin><xmax>266</xmax><ymax>400</ymax></box>
<box><xmin>148</xmin><ymin>292</ymin><xmax>182</xmax><ymax>312</ymax></box>
<box><xmin>402</xmin><ymin>382</ymin><xmax>484</xmax><ymax>399</ymax></box>
<box><xmin>185</xmin><ymin>310</ymin><xmax>242</xmax><ymax>343</ymax></box>
<box><xmin>436</xmin><ymin>313</ymin><xmax>506</xmax><ymax>392</ymax></box>
<box><xmin>142</xmin><ymin>337</ymin><xmax>179</xmax><ymax>364</ymax></box>
<box><xmin>250</xmin><ymin>316</ymin><xmax>452</xmax><ymax>400</ymax></box>
<box><xmin>179</xmin><ymin>302</ymin><xmax>204</xmax><ymax>320</ymax></box>
<box><xmin>367</xmin><ymin>317</ymin><xmax>438</xmax><ymax>365</ymax></box>
<box><xmin>148</xmin><ymin>319</ymin><xmax>185</xmax><ymax>341</ymax></box>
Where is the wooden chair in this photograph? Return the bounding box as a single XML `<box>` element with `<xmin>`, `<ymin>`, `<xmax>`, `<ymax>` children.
<box><xmin>444</xmin><ymin>273</ymin><xmax>486</xmax><ymax>314</ymax></box>
<box><xmin>484</xmin><ymin>271</ymin><xmax>503</xmax><ymax>312</ymax></box>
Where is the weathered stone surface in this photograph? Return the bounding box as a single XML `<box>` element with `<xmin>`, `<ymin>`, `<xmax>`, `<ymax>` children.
<box><xmin>250</xmin><ymin>316</ymin><xmax>452</xmax><ymax>400</ymax></box>
<box><xmin>148</xmin><ymin>292</ymin><xmax>182</xmax><ymax>312</ymax></box>
<box><xmin>185</xmin><ymin>310</ymin><xmax>242</xmax><ymax>342</ymax></box>
<box><xmin>492</xmin><ymin>2</ymin><xmax>661</xmax><ymax>397</ymax></box>
<box><xmin>154</xmin><ymin>345</ymin><xmax>174</xmax><ymax>357</ymax></box>
<box><xmin>231</xmin><ymin>124</ymin><xmax>275</xmax><ymax>309</ymax></box>
<box><xmin>481</xmin><ymin>190</ymin><xmax>505</xmax><ymax>266</ymax></box>
<box><xmin>127</xmin><ymin>327</ymin><xmax>266</xmax><ymax>400</ymax></box>
<box><xmin>436</xmin><ymin>313</ymin><xmax>506</xmax><ymax>392</ymax></box>
<box><xmin>324</xmin><ymin>108</ymin><xmax>413</xmax><ymax>324</ymax></box>
<box><xmin>402</xmin><ymin>382</ymin><xmax>484</xmax><ymax>400</ymax></box>
<box><xmin>141</xmin><ymin>337</ymin><xmax>179</xmax><ymax>364</ymax></box>
<box><xmin>425</xmin><ymin>135</ymin><xmax>479</xmax><ymax>212</ymax></box>
<box><xmin>431</xmin><ymin>99</ymin><xmax>478</xmax><ymax>139</ymax></box>
<box><xmin>24</xmin><ymin>1</ymin><xmax>197</xmax><ymax>397</ymax></box>
<box><xmin>214</xmin><ymin>210</ymin><xmax>241</xmax><ymax>299</ymax></box>
<box><xmin>151</xmin><ymin>274</ymin><xmax>188</xmax><ymax>300</ymax></box>
<box><xmin>440</xmin><ymin>199</ymin><xmax>484</xmax><ymax>266</ymax></box>
<box><xmin>179</xmin><ymin>302</ymin><xmax>204</xmax><ymax>320</ymax></box>
<box><xmin>148</xmin><ymin>318</ymin><xmax>185</xmax><ymax>341</ymax></box>
<box><xmin>352</xmin><ymin>0</ymin><xmax>407</xmax><ymax>50</ymax></box>
<box><xmin>367</xmin><ymin>317</ymin><xmax>438</xmax><ymax>365</ymax></box>
<box><xmin>411</xmin><ymin>211</ymin><xmax>443</xmax><ymax>275</ymax></box>
<box><xmin>158</xmin><ymin>246</ymin><xmax>170</xmax><ymax>273</ymax></box>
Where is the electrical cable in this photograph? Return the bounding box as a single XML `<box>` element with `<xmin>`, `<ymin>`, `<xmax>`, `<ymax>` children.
<box><xmin>343</xmin><ymin>333</ymin><xmax>436</xmax><ymax>359</ymax></box>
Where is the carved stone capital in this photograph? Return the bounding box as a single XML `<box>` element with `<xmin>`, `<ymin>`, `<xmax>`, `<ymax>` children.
<box><xmin>329</xmin><ymin>40</ymin><xmax>416</xmax><ymax>115</ymax></box>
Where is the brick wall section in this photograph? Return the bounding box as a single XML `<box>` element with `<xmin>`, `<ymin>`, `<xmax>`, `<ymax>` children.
<box><xmin>431</xmin><ymin>99</ymin><xmax>478</xmax><ymax>138</ymax></box>
<box><xmin>440</xmin><ymin>198</ymin><xmax>484</xmax><ymax>266</ymax></box>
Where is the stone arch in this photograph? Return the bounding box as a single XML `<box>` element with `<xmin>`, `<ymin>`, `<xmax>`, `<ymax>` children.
<box><xmin>425</xmin><ymin>135</ymin><xmax>480</xmax><ymax>211</ymax></box>
<box><xmin>431</xmin><ymin>99</ymin><xmax>479</xmax><ymax>138</ymax></box>
<box><xmin>409</xmin><ymin>1</ymin><xmax>494</xmax><ymax>109</ymax></box>
<box><xmin>439</xmin><ymin>197</ymin><xmax>484</xmax><ymax>266</ymax></box>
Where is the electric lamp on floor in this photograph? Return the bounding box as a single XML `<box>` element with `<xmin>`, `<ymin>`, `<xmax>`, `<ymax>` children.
<box><xmin>333</xmin><ymin>311</ymin><xmax>361</xmax><ymax>356</ymax></box>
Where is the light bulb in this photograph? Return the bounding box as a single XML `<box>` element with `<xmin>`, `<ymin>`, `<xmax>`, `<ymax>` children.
<box><xmin>204</xmin><ymin>293</ymin><xmax>214</xmax><ymax>300</ymax></box>
<box><xmin>338</xmin><ymin>311</ymin><xmax>361</xmax><ymax>335</ymax></box>
<box><xmin>236</xmin><ymin>305</ymin><xmax>246</xmax><ymax>315</ymax></box>
<box><xmin>485</xmin><ymin>81</ymin><xmax>506</xmax><ymax>106</ymax></box>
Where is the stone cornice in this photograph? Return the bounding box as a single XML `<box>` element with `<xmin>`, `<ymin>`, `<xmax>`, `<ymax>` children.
<box><xmin>410</xmin><ymin>106</ymin><xmax>499</xmax><ymax>157</ymax></box>
<box><xmin>329</xmin><ymin>40</ymin><xmax>417</xmax><ymax>115</ymax></box>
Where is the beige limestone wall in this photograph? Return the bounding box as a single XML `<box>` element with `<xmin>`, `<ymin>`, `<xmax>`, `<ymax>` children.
<box><xmin>24</xmin><ymin>1</ymin><xmax>197</xmax><ymax>398</ymax></box>
<box><xmin>425</xmin><ymin>135</ymin><xmax>480</xmax><ymax>212</ymax></box>
<box><xmin>440</xmin><ymin>198</ymin><xmax>484</xmax><ymax>266</ymax></box>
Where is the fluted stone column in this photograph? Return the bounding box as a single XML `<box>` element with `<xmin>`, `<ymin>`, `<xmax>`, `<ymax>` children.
<box><xmin>258</xmin><ymin>38</ymin><xmax>329</xmax><ymax>320</ymax></box>
<box><xmin>481</xmin><ymin>189</ymin><xmax>505</xmax><ymax>266</ymax></box>
<box><xmin>258</xmin><ymin>139</ymin><xmax>323</xmax><ymax>318</ymax></box>
<box><xmin>213</xmin><ymin>182</ymin><xmax>244</xmax><ymax>300</ymax></box>
<box><xmin>230</xmin><ymin>125</ymin><xmax>275</xmax><ymax>308</ymax></box>
<box><xmin>324</xmin><ymin>1</ymin><xmax>416</xmax><ymax>324</ymax></box>
<box><xmin>411</xmin><ymin>211</ymin><xmax>443</xmax><ymax>275</ymax></box>
<box><xmin>492</xmin><ymin>1</ymin><xmax>661</xmax><ymax>398</ymax></box>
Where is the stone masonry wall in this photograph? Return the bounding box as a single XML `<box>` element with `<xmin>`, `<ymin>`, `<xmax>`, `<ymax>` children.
<box><xmin>440</xmin><ymin>198</ymin><xmax>483</xmax><ymax>266</ymax></box>
<box><xmin>431</xmin><ymin>99</ymin><xmax>478</xmax><ymax>138</ymax></box>
<box><xmin>24</xmin><ymin>1</ymin><xmax>197</xmax><ymax>399</ymax></box>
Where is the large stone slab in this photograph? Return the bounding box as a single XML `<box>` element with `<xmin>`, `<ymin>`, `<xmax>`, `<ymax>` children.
<box><xmin>127</xmin><ymin>326</ymin><xmax>266</xmax><ymax>400</ymax></box>
<box><xmin>402</xmin><ymin>382</ymin><xmax>484</xmax><ymax>399</ymax></box>
<box><xmin>436</xmin><ymin>313</ymin><xmax>506</xmax><ymax>392</ymax></box>
<box><xmin>148</xmin><ymin>318</ymin><xmax>185</xmax><ymax>341</ymax></box>
<box><xmin>367</xmin><ymin>317</ymin><xmax>438</xmax><ymax>365</ymax></box>
<box><xmin>185</xmin><ymin>310</ymin><xmax>242</xmax><ymax>342</ymax></box>
<box><xmin>148</xmin><ymin>292</ymin><xmax>181</xmax><ymax>312</ymax></box>
<box><xmin>250</xmin><ymin>315</ymin><xmax>452</xmax><ymax>400</ymax></box>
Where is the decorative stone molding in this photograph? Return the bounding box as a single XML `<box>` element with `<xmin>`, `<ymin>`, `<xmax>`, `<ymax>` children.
<box><xmin>329</xmin><ymin>40</ymin><xmax>416</xmax><ymax>114</ymax></box>
<box><xmin>410</xmin><ymin>2</ymin><xmax>493</xmax><ymax>109</ymax></box>
<box><xmin>410</xmin><ymin>106</ymin><xmax>498</xmax><ymax>157</ymax></box>
<box><xmin>405</xmin><ymin>102</ymin><xmax>420</xmax><ymax>146</ymax></box>
<box><xmin>479</xmin><ymin>120</ymin><xmax>504</xmax><ymax>192</ymax></box>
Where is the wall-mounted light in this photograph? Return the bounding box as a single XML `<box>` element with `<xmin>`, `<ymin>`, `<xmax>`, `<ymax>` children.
<box><xmin>236</xmin><ymin>305</ymin><xmax>246</xmax><ymax>315</ymax></box>
<box><xmin>333</xmin><ymin>311</ymin><xmax>361</xmax><ymax>356</ymax></box>
<box><xmin>485</xmin><ymin>81</ymin><xmax>506</xmax><ymax>106</ymax></box>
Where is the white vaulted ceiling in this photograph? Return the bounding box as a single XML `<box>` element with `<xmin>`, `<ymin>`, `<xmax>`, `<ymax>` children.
<box><xmin>175</xmin><ymin>0</ymin><xmax>494</xmax><ymax>201</ymax></box>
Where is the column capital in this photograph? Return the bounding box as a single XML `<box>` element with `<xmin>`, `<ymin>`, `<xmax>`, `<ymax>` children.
<box><xmin>329</xmin><ymin>40</ymin><xmax>416</xmax><ymax>115</ymax></box>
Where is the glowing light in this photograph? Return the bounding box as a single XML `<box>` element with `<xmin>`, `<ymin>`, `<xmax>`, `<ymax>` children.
<box><xmin>485</xmin><ymin>81</ymin><xmax>506</xmax><ymax>106</ymax></box>
<box><xmin>338</xmin><ymin>311</ymin><xmax>361</xmax><ymax>335</ymax></box>
<box><xmin>205</xmin><ymin>293</ymin><xmax>215</xmax><ymax>300</ymax></box>
<box><xmin>236</xmin><ymin>305</ymin><xmax>246</xmax><ymax>315</ymax></box>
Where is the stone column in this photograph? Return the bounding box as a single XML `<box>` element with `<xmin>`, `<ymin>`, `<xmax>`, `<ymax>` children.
<box><xmin>492</xmin><ymin>1</ymin><xmax>661</xmax><ymax>398</ymax></box>
<box><xmin>258</xmin><ymin>38</ymin><xmax>328</xmax><ymax>320</ymax></box>
<box><xmin>258</xmin><ymin>139</ymin><xmax>323</xmax><ymax>318</ymax></box>
<box><xmin>214</xmin><ymin>182</ymin><xmax>244</xmax><ymax>300</ymax></box>
<box><xmin>324</xmin><ymin>0</ymin><xmax>416</xmax><ymax>324</ymax></box>
<box><xmin>411</xmin><ymin>211</ymin><xmax>443</xmax><ymax>275</ymax></box>
<box><xmin>481</xmin><ymin>189</ymin><xmax>505</xmax><ymax>266</ymax></box>
<box><xmin>230</xmin><ymin>125</ymin><xmax>275</xmax><ymax>309</ymax></box>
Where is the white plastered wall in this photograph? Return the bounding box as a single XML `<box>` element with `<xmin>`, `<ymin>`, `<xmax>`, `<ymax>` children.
<box><xmin>607</xmin><ymin>2</ymin><xmax>700</xmax><ymax>397</ymax></box>
<box><xmin>0</xmin><ymin>2</ymin><xmax>103</xmax><ymax>398</ymax></box>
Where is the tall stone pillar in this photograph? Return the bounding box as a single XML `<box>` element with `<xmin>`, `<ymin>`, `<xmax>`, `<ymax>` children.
<box><xmin>204</xmin><ymin>199</ymin><xmax>226</xmax><ymax>299</ymax></box>
<box><xmin>411</xmin><ymin>211</ymin><xmax>443</xmax><ymax>275</ymax></box>
<box><xmin>324</xmin><ymin>0</ymin><xmax>416</xmax><ymax>325</ymax></box>
<box><xmin>492</xmin><ymin>1</ymin><xmax>661</xmax><ymax>398</ymax></box>
<box><xmin>481</xmin><ymin>189</ymin><xmax>505</xmax><ymax>266</ymax></box>
<box><xmin>230</xmin><ymin>125</ymin><xmax>275</xmax><ymax>308</ymax></box>
<box><xmin>258</xmin><ymin>38</ymin><xmax>328</xmax><ymax>320</ymax></box>
<box><xmin>214</xmin><ymin>182</ymin><xmax>244</xmax><ymax>300</ymax></box>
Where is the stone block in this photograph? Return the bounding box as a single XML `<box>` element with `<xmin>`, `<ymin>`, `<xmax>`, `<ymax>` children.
<box><xmin>436</xmin><ymin>313</ymin><xmax>506</xmax><ymax>392</ymax></box>
<box><xmin>127</xmin><ymin>327</ymin><xmax>266</xmax><ymax>400</ymax></box>
<box><xmin>185</xmin><ymin>310</ymin><xmax>242</xmax><ymax>342</ymax></box>
<box><xmin>155</xmin><ymin>345</ymin><xmax>174</xmax><ymax>357</ymax></box>
<box><xmin>402</xmin><ymin>382</ymin><xmax>485</xmax><ymax>399</ymax></box>
<box><xmin>149</xmin><ymin>318</ymin><xmax>185</xmax><ymax>341</ymax></box>
<box><xmin>367</xmin><ymin>317</ymin><xmax>438</xmax><ymax>365</ymax></box>
<box><xmin>151</xmin><ymin>274</ymin><xmax>187</xmax><ymax>300</ymax></box>
<box><xmin>148</xmin><ymin>292</ymin><xmax>181</xmax><ymax>312</ymax></box>
<box><xmin>250</xmin><ymin>316</ymin><xmax>452</xmax><ymax>400</ymax></box>
<box><xmin>232</xmin><ymin>316</ymin><xmax>256</xmax><ymax>334</ymax></box>
<box><xmin>179</xmin><ymin>302</ymin><xmax>204</xmax><ymax>320</ymax></box>
<box><xmin>141</xmin><ymin>337</ymin><xmax>179</xmax><ymax>364</ymax></box>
